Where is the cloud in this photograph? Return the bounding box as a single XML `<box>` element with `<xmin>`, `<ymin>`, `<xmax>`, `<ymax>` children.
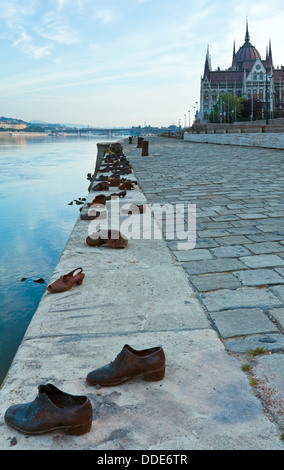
<box><xmin>95</xmin><ymin>8</ymin><xmax>118</xmax><ymax>24</ymax></box>
<box><xmin>12</xmin><ymin>30</ymin><xmax>53</xmax><ymax>59</ymax></box>
<box><xmin>35</xmin><ymin>12</ymin><xmax>79</xmax><ymax>45</ymax></box>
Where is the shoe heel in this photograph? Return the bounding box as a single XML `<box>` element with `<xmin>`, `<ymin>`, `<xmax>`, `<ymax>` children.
<box><xmin>143</xmin><ymin>367</ymin><xmax>165</xmax><ymax>382</ymax></box>
<box><xmin>76</xmin><ymin>275</ymin><xmax>85</xmax><ymax>286</ymax></box>
<box><xmin>65</xmin><ymin>418</ymin><xmax>92</xmax><ymax>436</ymax></box>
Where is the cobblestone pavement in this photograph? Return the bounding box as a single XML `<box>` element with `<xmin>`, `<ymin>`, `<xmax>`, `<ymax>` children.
<box><xmin>125</xmin><ymin>136</ymin><xmax>284</xmax><ymax>431</ymax></box>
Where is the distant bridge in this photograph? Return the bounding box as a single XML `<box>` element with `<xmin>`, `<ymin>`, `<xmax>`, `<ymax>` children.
<box><xmin>77</xmin><ymin>128</ymin><xmax>131</xmax><ymax>135</ymax></box>
<box><xmin>49</xmin><ymin>127</ymin><xmax>162</xmax><ymax>136</ymax></box>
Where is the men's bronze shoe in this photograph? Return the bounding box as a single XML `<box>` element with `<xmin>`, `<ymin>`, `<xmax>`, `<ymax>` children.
<box><xmin>4</xmin><ymin>384</ymin><xmax>93</xmax><ymax>436</ymax></box>
<box><xmin>86</xmin><ymin>229</ymin><xmax>128</xmax><ymax>249</ymax></box>
<box><xmin>86</xmin><ymin>344</ymin><xmax>165</xmax><ymax>387</ymax></box>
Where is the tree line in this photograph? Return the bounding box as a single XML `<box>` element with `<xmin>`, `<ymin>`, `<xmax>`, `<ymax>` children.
<box><xmin>208</xmin><ymin>92</ymin><xmax>281</xmax><ymax>123</ymax></box>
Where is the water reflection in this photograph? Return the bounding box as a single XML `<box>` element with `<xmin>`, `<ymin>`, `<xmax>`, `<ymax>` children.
<box><xmin>0</xmin><ymin>135</ymin><xmax>115</xmax><ymax>384</ymax></box>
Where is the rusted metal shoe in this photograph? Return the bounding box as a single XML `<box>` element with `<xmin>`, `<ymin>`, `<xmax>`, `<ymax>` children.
<box><xmin>47</xmin><ymin>268</ymin><xmax>85</xmax><ymax>293</ymax></box>
<box><xmin>86</xmin><ymin>229</ymin><xmax>128</xmax><ymax>249</ymax></box>
<box><xmin>92</xmin><ymin>182</ymin><xmax>109</xmax><ymax>191</ymax></box>
<box><xmin>118</xmin><ymin>180</ymin><xmax>135</xmax><ymax>190</ymax></box>
<box><xmin>4</xmin><ymin>384</ymin><xmax>93</xmax><ymax>436</ymax></box>
<box><xmin>87</xmin><ymin>195</ymin><xmax>107</xmax><ymax>207</ymax></box>
<box><xmin>86</xmin><ymin>344</ymin><xmax>165</xmax><ymax>387</ymax></box>
<box><xmin>108</xmin><ymin>177</ymin><xmax>121</xmax><ymax>187</ymax></box>
<box><xmin>105</xmin><ymin>190</ymin><xmax>127</xmax><ymax>200</ymax></box>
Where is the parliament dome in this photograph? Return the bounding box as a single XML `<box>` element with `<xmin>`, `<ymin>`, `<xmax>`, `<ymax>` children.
<box><xmin>233</xmin><ymin>21</ymin><xmax>261</xmax><ymax>68</ymax></box>
<box><xmin>235</xmin><ymin>42</ymin><xmax>261</xmax><ymax>62</ymax></box>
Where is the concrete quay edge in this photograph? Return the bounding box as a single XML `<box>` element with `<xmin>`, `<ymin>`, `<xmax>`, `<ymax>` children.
<box><xmin>184</xmin><ymin>130</ymin><xmax>284</xmax><ymax>149</ymax></box>
<box><xmin>0</xmin><ymin>140</ymin><xmax>283</xmax><ymax>450</ymax></box>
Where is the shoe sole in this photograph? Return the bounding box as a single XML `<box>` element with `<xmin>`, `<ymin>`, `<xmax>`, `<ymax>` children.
<box><xmin>5</xmin><ymin>417</ymin><xmax>93</xmax><ymax>436</ymax></box>
<box><xmin>87</xmin><ymin>367</ymin><xmax>165</xmax><ymax>387</ymax></box>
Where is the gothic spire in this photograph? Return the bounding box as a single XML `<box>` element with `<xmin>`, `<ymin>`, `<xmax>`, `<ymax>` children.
<box><xmin>203</xmin><ymin>45</ymin><xmax>211</xmax><ymax>79</ymax></box>
<box><xmin>245</xmin><ymin>18</ymin><xmax>250</xmax><ymax>43</ymax></box>
<box><xmin>266</xmin><ymin>38</ymin><xmax>273</xmax><ymax>67</ymax></box>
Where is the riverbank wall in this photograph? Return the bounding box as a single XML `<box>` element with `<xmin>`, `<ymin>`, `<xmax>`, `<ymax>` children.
<box><xmin>184</xmin><ymin>130</ymin><xmax>284</xmax><ymax>149</ymax></box>
<box><xmin>0</xmin><ymin>138</ymin><xmax>283</xmax><ymax>450</ymax></box>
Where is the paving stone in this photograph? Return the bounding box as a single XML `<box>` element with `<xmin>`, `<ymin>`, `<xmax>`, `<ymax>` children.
<box><xmin>198</xmin><ymin>229</ymin><xmax>230</xmax><ymax>238</ymax></box>
<box><xmin>191</xmin><ymin>273</ymin><xmax>241</xmax><ymax>292</ymax></box>
<box><xmin>211</xmin><ymin>215</ymin><xmax>241</xmax><ymax>221</ymax></box>
<box><xmin>201</xmin><ymin>221</ymin><xmax>233</xmax><ymax>229</ymax></box>
<box><xmin>173</xmin><ymin>249</ymin><xmax>213</xmax><ymax>261</ymax></box>
<box><xmin>275</xmin><ymin>267</ymin><xmax>284</xmax><ymax>276</ymax></box>
<box><xmin>195</xmin><ymin>238</ymin><xmax>220</xmax><ymax>249</ymax></box>
<box><xmin>225</xmin><ymin>334</ymin><xmax>284</xmax><ymax>353</ymax></box>
<box><xmin>254</xmin><ymin>353</ymin><xmax>284</xmax><ymax>427</ymax></box>
<box><xmin>233</xmin><ymin>269</ymin><xmax>284</xmax><ymax>286</ymax></box>
<box><xmin>227</xmin><ymin>204</ymin><xmax>245</xmax><ymax>209</ymax></box>
<box><xmin>211</xmin><ymin>245</ymin><xmax>251</xmax><ymax>258</ymax></box>
<box><xmin>268</xmin><ymin>308</ymin><xmax>284</xmax><ymax>329</ymax></box>
<box><xmin>269</xmin><ymin>285</ymin><xmax>284</xmax><ymax>302</ymax></box>
<box><xmin>240</xmin><ymin>254</ymin><xmax>284</xmax><ymax>268</ymax></box>
<box><xmin>209</xmin><ymin>308</ymin><xmax>278</xmax><ymax>338</ymax></box>
<box><xmin>237</xmin><ymin>213</ymin><xmax>266</xmax><ymax>219</ymax></box>
<box><xmin>183</xmin><ymin>258</ymin><xmax>247</xmax><ymax>275</ymax></box>
<box><xmin>202</xmin><ymin>287</ymin><xmax>282</xmax><ymax>312</ymax></box>
<box><xmin>244</xmin><ymin>241</ymin><xmax>284</xmax><ymax>254</ymax></box>
<box><xmin>217</xmin><ymin>235</ymin><xmax>252</xmax><ymax>245</ymax></box>
<box><xmin>257</xmin><ymin>224</ymin><xmax>284</xmax><ymax>233</ymax></box>
<box><xmin>228</xmin><ymin>227</ymin><xmax>259</xmax><ymax>236</ymax></box>
<box><xmin>246</xmin><ymin>233</ymin><xmax>284</xmax><ymax>242</ymax></box>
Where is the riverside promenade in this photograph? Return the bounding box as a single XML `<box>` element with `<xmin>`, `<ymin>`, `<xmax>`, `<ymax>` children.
<box><xmin>0</xmin><ymin>137</ymin><xmax>283</xmax><ymax>450</ymax></box>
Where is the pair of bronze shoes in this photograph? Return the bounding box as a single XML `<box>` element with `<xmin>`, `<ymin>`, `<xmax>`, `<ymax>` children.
<box><xmin>4</xmin><ymin>345</ymin><xmax>165</xmax><ymax>436</ymax></box>
<box><xmin>86</xmin><ymin>229</ymin><xmax>128</xmax><ymax>249</ymax></box>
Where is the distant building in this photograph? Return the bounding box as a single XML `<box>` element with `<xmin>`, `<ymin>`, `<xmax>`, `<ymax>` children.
<box><xmin>199</xmin><ymin>21</ymin><xmax>284</xmax><ymax>122</ymax></box>
<box><xmin>0</xmin><ymin>122</ymin><xmax>27</xmax><ymax>130</ymax></box>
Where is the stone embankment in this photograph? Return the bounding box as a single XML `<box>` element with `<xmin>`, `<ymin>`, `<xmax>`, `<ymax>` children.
<box><xmin>0</xmin><ymin>137</ymin><xmax>283</xmax><ymax>450</ymax></box>
<box><xmin>184</xmin><ymin>127</ymin><xmax>284</xmax><ymax>149</ymax></box>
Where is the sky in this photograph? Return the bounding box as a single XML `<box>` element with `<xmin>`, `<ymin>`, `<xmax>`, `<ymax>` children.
<box><xmin>0</xmin><ymin>0</ymin><xmax>284</xmax><ymax>128</ymax></box>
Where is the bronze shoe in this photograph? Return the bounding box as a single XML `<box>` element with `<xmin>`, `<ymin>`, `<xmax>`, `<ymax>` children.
<box><xmin>86</xmin><ymin>229</ymin><xmax>128</xmax><ymax>249</ymax></box>
<box><xmin>4</xmin><ymin>384</ymin><xmax>93</xmax><ymax>435</ymax></box>
<box><xmin>47</xmin><ymin>268</ymin><xmax>85</xmax><ymax>293</ymax></box>
<box><xmin>86</xmin><ymin>344</ymin><xmax>165</xmax><ymax>387</ymax></box>
<box><xmin>108</xmin><ymin>177</ymin><xmax>121</xmax><ymax>187</ymax></box>
<box><xmin>87</xmin><ymin>194</ymin><xmax>106</xmax><ymax>207</ymax></box>
<box><xmin>118</xmin><ymin>180</ymin><xmax>135</xmax><ymax>190</ymax></box>
<box><xmin>105</xmin><ymin>190</ymin><xmax>127</xmax><ymax>200</ymax></box>
<box><xmin>92</xmin><ymin>182</ymin><xmax>109</xmax><ymax>191</ymax></box>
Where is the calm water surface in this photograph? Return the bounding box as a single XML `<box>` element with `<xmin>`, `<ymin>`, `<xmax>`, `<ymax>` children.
<box><xmin>0</xmin><ymin>134</ymin><xmax>116</xmax><ymax>385</ymax></box>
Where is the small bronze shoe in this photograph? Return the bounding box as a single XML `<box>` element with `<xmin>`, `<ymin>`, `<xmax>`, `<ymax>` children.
<box><xmin>47</xmin><ymin>268</ymin><xmax>85</xmax><ymax>293</ymax></box>
<box><xmin>87</xmin><ymin>194</ymin><xmax>107</xmax><ymax>207</ymax></box>
<box><xmin>105</xmin><ymin>190</ymin><xmax>127</xmax><ymax>200</ymax></box>
<box><xmin>4</xmin><ymin>384</ymin><xmax>93</xmax><ymax>435</ymax></box>
<box><xmin>118</xmin><ymin>180</ymin><xmax>135</xmax><ymax>190</ymax></box>
<box><xmin>86</xmin><ymin>344</ymin><xmax>165</xmax><ymax>387</ymax></box>
<box><xmin>92</xmin><ymin>182</ymin><xmax>110</xmax><ymax>191</ymax></box>
<box><xmin>108</xmin><ymin>177</ymin><xmax>121</xmax><ymax>187</ymax></box>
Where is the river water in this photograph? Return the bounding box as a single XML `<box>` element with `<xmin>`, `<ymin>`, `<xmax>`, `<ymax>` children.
<box><xmin>0</xmin><ymin>134</ymin><xmax>118</xmax><ymax>385</ymax></box>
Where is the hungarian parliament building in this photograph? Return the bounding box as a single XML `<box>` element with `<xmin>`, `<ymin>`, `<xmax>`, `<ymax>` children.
<box><xmin>199</xmin><ymin>21</ymin><xmax>284</xmax><ymax>122</ymax></box>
